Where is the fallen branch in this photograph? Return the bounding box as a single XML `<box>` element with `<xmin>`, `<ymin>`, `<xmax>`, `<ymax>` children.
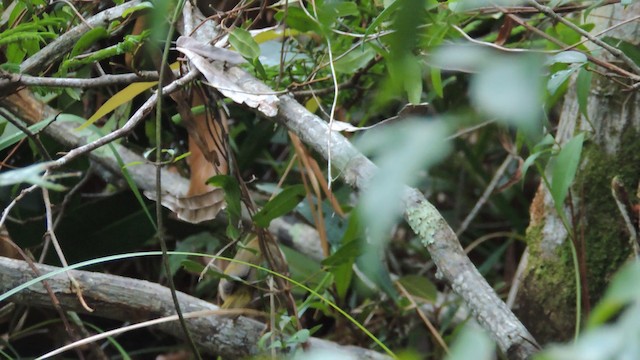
<box><xmin>0</xmin><ymin>256</ymin><xmax>390</xmax><ymax>359</ymax></box>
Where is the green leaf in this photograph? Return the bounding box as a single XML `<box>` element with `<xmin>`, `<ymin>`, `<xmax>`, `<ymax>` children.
<box><xmin>253</xmin><ymin>185</ymin><xmax>306</xmax><ymax>228</ymax></box>
<box><xmin>316</xmin><ymin>0</ymin><xmax>358</xmax><ymax>31</ymax></box>
<box><xmin>70</xmin><ymin>26</ymin><xmax>109</xmax><ymax>58</ymax></box>
<box><xmin>547</xmin><ymin>65</ymin><xmax>580</xmax><ymax>96</ymax></box>
<box><xmin>364</xmin><ymin>0</ymin><xmax>401</xmax><ymax>38</ymax></box>
<box><xmin>286</xmin><ymin>329</ymin><xmax>310</xmax><ymax>346</ymax></box>
<box><xmin>430</xmin><ymin>66</ymin><xmax>443</xmax><ymax>98</ymax></box>
<box><xmin>280</xmin><ymin>7</ymin><xmax>320</xmax><ymax>33</ymax></box>
<box><xmin>576</xmin><ymin>67</ymin><xmax>592</xmax><ymax>120</ymax></box>
<box><xmin>546</xmin><ymin>50</ymin><xmax>587</xmax><ymax>65</ymax></box>
<box><xmin>121</xmin><ymin>1</ymin><xmax>154</xmax><ymax>17</ymax></box>
<box><xmin>602</xmin><ymin>36</ymin><xmax>640</xmax><ymax>66</ymax></box>
<box><xmin>0</xmin><ymin>118</ymin><xmax>54</xmax><ymax>152</ymax></box>
<box><xmin>252</xmin><ymin>57</ymin><xmax>267</xmax><ymax>79</ymax></box>
<box><xmin>229</xmin><ymin>28</ymin><xmax>261</xmax><ymax>60</ymax></box>
<box><xmin>398</xmin><ymin>274</ymin><xmax>437</xmax><ymax>302</ymax></box>
<box><xmin>550</xmin><ymin>133</ymin><xmax>585</xmax><ymax>214</ymax></box>
<box><xmin>332</xmin><ymin>263</ymin><xmax>353</xmax><ymax>301</ymax></box>
<box><xmin>180</xmin><ymin>259</ymin><xmax>206</xmax><ymax>274</ymax></box>
<box><xmin>0</xmin><ymin>163</ymin><xmax>64</xmax><ymax>190</ymax></box>
<box><xmin>322</xmin><ymin>240</ymin><xmax>363</xmax><ymax>267</ymax></box>
<box><xmin>333</xmin><ymin>46</ymin><xmax>375</xmax><ymax>74</ymax></box>
<box><xmin>329</xmin><ymin>211</ymin><xmax>363</xmax><ymax>300</ymax></box>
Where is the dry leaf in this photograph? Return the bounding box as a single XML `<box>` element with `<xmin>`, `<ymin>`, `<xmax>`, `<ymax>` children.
<box><xmin>176</xmin><ymin>45</ymin><xmax>279</xmax><ymax>116</ymax></box>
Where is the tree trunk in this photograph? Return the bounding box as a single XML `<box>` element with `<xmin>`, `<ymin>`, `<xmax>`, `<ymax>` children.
<box><xmin>515</xmin><ymin>3</ymin><xmax>640</xmax><ymax>343</ymax></box>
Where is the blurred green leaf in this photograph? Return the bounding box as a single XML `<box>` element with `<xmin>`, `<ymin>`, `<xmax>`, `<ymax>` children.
<box><xmin>364</xmin><ymin>0</ymin><xmax>401</xmax><ymax>38</ymax></box>
<box><xmin>357</xmin><ymin>119</ymin><xmax>451</xmax><ymax>300</ymax></box>
<box><xmin>398</xmin><ymin>274</ymin><xmax>437</xmax><ymax>301</ymax></box>
<box><xmin>121</xmin><ymin>1</ymin><xmax>154</xmax><ymax>17</ymax></box>
<box><xmin>280</xmin><ymin>7</ymin><xmax>321</xmax><ymax>33</ymax></box>
<box><xmin>430</xmin><ymin>66</ymin><xmax>443</xmax><ymax>98</ymax></box>
<box><xmin>333</xmin><ymin>46</ymin><xmax>375</xmax><ymax>74</ymax></box>
<box><xmin>576</xmin><ymin>67</ymin><xmax>592</xmax><ymax>120</ymax></box>
<box><xmin>70</xmin><ymin>26</ymin><xmax>109</xmax><ymax>58</ymax></box>
<box><xmin>384</xmin><ymin>0</ymin><xmax>427</xmax><ymax>103</ymax></box>
<box><xmin>254</xmin><ymin>185</ymin><xmax>306</xmax><ymax>228</ymax></box>
<box><xmin>550</xmin><ymin>133</ymin><xmax>585</xmax><ymax>214</ymax></box>
<box><xmin>316</xmin><ymin>0</ymin><xmax>358</xmax><ymax>31</ymax></box>
<box><xmin>0</xmin><ymin>117</ymin><xmax>55</xmax><ymax>152</ymax></box>
<box><xmin>0</xmin><ymin>163</ymin><xmax>64</xmax><ymax>191</ymax></box>
<box><xmin>588</xmin><ymin>261</ymin><xmax>640</xmax><ymax>327</ymax></box>
<box><xmin>322</xmin><ymin>240</ymin><xmax>363</xmax><ymax>267</ymax></box>
<box><xmin>445</xmin><ymin>325</ymin><xmax>494</xmax><ymax>360</ymax></box>
<box><xmin>548</xmin><ymin>65</ymin><xmax>581</xmax><ymax>96</ymax></box>
<box><xmin>470</xmin><ymin>53</ymin><xmax>543</xmax><ymax>134</ymax></box>
<box><xmin>170</xmin><ymin>232</ymin><xmax>221</xmax><ymax>276</ymax></box>
<box><xmin>540</xmin><ymin>302</ymin><xmax>640</xmax><ymax>360</ymax></box>
<box><xmin>602</xmin><ymin>36</ymin><xmax>640</xmax><ymax>66</ymax></box>
<box><xmin>229</xmin><ymin>28</ymin><xmax>261</xmax><ymax>60</ymax></box>
<box><xmin>280</xmin><ymin>245</ymin><xmax>322</xmax><ymax>287</ymax></box>
<box><xmin>180</xmin><ymin>259</ymin><xmax>207</xmax><ymax>275</ymax></box>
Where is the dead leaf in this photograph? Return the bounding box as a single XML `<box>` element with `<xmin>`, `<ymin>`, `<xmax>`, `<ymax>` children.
<box><xmin>176</xmin><ymin>46</ymin><xmax>279</xmax><ymax>117</ymax></box>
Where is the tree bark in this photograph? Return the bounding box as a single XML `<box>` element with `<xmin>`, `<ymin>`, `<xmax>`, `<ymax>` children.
<box><xmin>515</xmin><ymin>3</ymin><xmax>640</xmax><ymax>343</ymax></box>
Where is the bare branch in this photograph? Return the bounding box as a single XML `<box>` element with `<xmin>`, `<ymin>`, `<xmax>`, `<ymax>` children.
<box><xmin>0</xmin><ymin>256</ymin><xmax>390</xmax><ymax>359</ymax></box>
<box><xmin>0</xmin><ymin>71</ymin><xmax>160</xmax><ymax>91</ymax></box>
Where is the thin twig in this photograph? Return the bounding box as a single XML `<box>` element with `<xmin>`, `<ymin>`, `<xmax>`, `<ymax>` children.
<box><xmin>36</xmin><ymin>309</ymin><xmax>267</xmax><ymax>360</ymax></box>
<box><xmin>472</xmin><ymin>0</ymin><xmax>620</xmax><ymax>15</ymax></box>
<box><xmin>0</xmin><ymin>71</ymin><xmax>161</xmax><ymax>90</ymax></box>
<box><xmin>0</xmin><ymin>234</ymin><xmax>86</xmax><ymax>359</ymax></box>
<box><xmin>0</xmin><ymin>108</ymin><xmax>52</xmax><ymax>161</ymax></box>
<box><xmin>504</xmin><ymin>11</ymin><xmax>640</xmax><ymax>82</ymax></box>
<box><xmin>396</xmin><ymin>282</ymin><xmax>450</xmax><ymax>355</ymax></box>
<box><xmin>41</xmin><ymin>186</ymin><xmax>93</xmax><ymax>313</ymax></box>
<box><xmin>456</xmin><ymin>154</ymin><xmax>515</xmax><ymax>236</ymax></box>
<box><xmin>562</xmin><ymin>15</ymin><xmax>640</xmax><ymax>52</ymax></box>
<box><xmin>45</xmin><ymin>68</ymin><xmax>199</xmax><ymax>170</ymax></box>
<box><xmin>527</xmin><ymin>0</ymin><xmax>640</xmax><ymax>75</ymax></box>
<box><xmin>0</xmin><ymin>185</ymin><xmax>39</xmax><ymax>230</ymax></box>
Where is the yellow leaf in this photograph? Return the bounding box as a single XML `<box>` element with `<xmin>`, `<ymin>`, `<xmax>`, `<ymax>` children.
<box><xmin>304</xmin><ymin>97</ymin><xmax>319</xmax><ymax>114</ymax></box>
<box><xmin>77</xmin><ymin>62</ymin><xmax>180</xmax><ymax>130</ymax></box>
<box><xmin>253</xmin><ymin>28</ymin><xmax>299</xmax><ymax>44</ymax></box>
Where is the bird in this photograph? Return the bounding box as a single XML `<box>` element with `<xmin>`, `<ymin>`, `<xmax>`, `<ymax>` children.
<box><xmin>218</xmin><ymin>237</ymin><xmax>262</xmax><ymax>309</ymax></box>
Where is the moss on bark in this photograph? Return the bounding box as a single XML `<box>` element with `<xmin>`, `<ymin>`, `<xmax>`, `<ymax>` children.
<box><xmin>516</xmin><ymin>127</ymin><xmax>639</xmax><ymax>343</ymax></box>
